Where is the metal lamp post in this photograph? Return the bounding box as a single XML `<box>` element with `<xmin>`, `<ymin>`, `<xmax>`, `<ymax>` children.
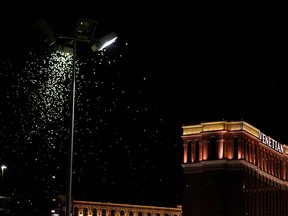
<box><xmin>33</xmin><ymin>18</ymin><xmax>117</xmax><ymax>216</ymax></box>
<box><xmin>66</xmin><ymin>36</ymin><xmax>77</xmax><ymax>216</ymax></box>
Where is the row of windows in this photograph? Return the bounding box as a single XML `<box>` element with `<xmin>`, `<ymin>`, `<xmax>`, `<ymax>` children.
<box><xmin>73</xmin><ymin>207</ymin><xmax>178</xmax><ymax>216</ymax></box>
<box><xmin>187</xmin><ymin>136</ymin><xmax>282</xmax><ymax>172</ymax></box>
<box><xmin>185</xmin><ymin>136</ymin><xmax>285</xmax><ymax>179</ymax></box>
<box><xmin>242</xmin><ymin>167</ymin><xmax>283</xmax><ymax>216</ymax></box>
<box><xmin>186</xmin><ymin>136</ymin><xmax>231</xmax><ymax>162</ymax></box>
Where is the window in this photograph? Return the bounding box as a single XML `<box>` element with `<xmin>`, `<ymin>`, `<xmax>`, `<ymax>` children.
<box><xmin>120</xmin><ymin>210</ymin><xmax>125</xmax><ymax>216</ymax></box>
<box><xmin>187</xmin><ymin>141</ymin><xmax>192</xmax><ymax>163</ymax></box>
<box><xmin>73</xmin><ymin>207</ymin><xmax>79</xmax><ymax>216</ymax></box>
<box><xmin>195</xmin><ymin>140</ymin><xmax>200</xmax><ymax>162</ymax></box>
<box><xmin>208</xmin><ymin>136</ymin><xmax>217</xmax><ymax>160</ymax></box>
<box><xmin>93</xmin><ymin>208</ymin><xmax>97</xmax><ymax>216</ymax></box>
<box><xmin>129</xmin><ymin>211</ymin><xmax>134</xmax><ymax>216</ymax></box>
<box><xmin>84</xmin><ymin>207</ymin><xmax>88</xmax><ymax>216</ymax></box>
<box><xmin>102</xmin><ymin>209</ymin><xmax>107</xmax><ymax>216</ymax></box>
<box><xmin>234</xmin><ymin>137</ymin><xmax>238</xmax><ymax>159</ymax></box>
<box><xmin>111</xmin><ymin>209</ymin><xmax>116</xmax><ymax>216</ymax></box>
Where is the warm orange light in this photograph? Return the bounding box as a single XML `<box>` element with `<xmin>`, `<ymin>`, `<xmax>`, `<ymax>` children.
<box><xmin>218</xmin><ymin>141</ymin><xmax>224</xmax><ymax>159</ymax></box>
<box><xmin>183</xmin><ymin>144</ymin><xmax>187</xmax><ymax>163</ymax></box>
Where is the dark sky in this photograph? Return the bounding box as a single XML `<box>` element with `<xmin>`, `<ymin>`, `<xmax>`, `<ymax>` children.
<box><xmin>1</xmin><ymin>3</ymin><xmax>287</xmax><ymax>215</ymax></box>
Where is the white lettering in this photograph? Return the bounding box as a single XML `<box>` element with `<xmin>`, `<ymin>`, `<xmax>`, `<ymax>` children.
<box><xmin>259</xmin><ymin>132</ymin><xmax>284</xmax><ymax>154</ymax></box>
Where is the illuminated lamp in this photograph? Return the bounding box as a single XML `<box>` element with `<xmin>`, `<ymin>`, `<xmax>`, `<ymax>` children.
<box><xmin>91</xmin><ymin>32</ymin><xmax>117</xmax><ymax>51</ymax></box>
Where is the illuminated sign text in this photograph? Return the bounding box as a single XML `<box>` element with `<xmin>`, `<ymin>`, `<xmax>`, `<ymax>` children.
<box><xmin>259</xmin><ymin>132</ymin><xmax>284</xmax><ymax>154</ymax></box>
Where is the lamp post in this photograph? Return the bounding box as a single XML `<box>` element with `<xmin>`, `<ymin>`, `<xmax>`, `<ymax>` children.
<box><xmin>65</xmin><ymin>36</ymin><xmax>77</xmax><ymax>216</ymax></box>
<box><xmin>33</xmin><ymin>18</ymin><xmax>117</xmax><ymax>216</ymax></box>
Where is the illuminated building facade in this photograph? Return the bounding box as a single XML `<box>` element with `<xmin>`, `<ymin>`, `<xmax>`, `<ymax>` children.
<box><xmin>52</xmin><ymin>196</ymin><xmax>182</xmax><ymax>216</ymax></box>
<box><xmin>0</xmin><ymin>194</ymin><xmax>11</xmax><ymax>215</ymax></box>
<box><xmin>181</xmin><ymin>121</ymin><xmax>288</xmax><ymax>216</ymax></box>
<box><xmin>72</xmin><ymin>201</ymin><xmax>181</xmax><ymax>216</ymax></box>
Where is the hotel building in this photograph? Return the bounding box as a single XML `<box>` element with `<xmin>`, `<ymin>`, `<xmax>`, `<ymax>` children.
<box><xmin>181</xmin><ymin>120</ymin><xmax>288</xmax><ymax>216</ymax></box>
<box><xmin>72</xmin><ymin>201</ymin><xmax>181</xmax><ymax>216</ymax></box>
<box><xmin>52</xmin><ymin>196</ymin><xmax>182</xmax><ymax>216</ymax></box>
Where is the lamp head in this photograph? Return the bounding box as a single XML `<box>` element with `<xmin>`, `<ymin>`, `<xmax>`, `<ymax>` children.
<box><xmin>75</xmin><ymin>18</ymin><xmax>98</xmax><ymax>40</ymax></box>
<box><xmin>33</xmin><ymin>19</ymin><xmax>58</xmax><ymax>46</ymax></box>
<box><xmin>91</xmin><ymin>32</ymin><xmax>117</xmax><ymax>52</ymax></box>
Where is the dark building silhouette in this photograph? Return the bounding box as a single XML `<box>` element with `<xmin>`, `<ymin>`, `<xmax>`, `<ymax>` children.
<box><xmin>181</xmin><ymin>121</ymin><xmax>288</xmax><ymax>216</ymax></box>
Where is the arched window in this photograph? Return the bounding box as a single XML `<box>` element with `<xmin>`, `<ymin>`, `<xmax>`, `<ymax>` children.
<box><xmin>102</xmin><ymin>209</ymin><xmax>107</xmax><ymax>216</ymax></box>
<box><xmin>234</xmin><ymin>137</ymin><xmax>238</xmax><ymax>159</ymax></box>
<box><xmin>164</xmin><ymin>213</ymin><xmax>169</xmax><ymax>216</ymax></box>
<box><xmin>244</xmin><ymin>140</ymin><xmax>248</xmax><ymax>161</ymax></box>
<box><xmin>156</xmin><ymin>213</ymin><xmax>161</xmax><ymax>216</ymax></box>
<box><xmin>208</xmin><ymin>136</ymin><xmax>218</xmax><ymax>160</ymax></box>
<box><xmin>73</xmin><ymin>207</ymin><xmax>79</xmax><ymax>216</ymax></box>
<box><xmin>93</xmin><ymin>208</ymin><xmax>97</xmax><ymax>216</ymax></box>
<box><xmin>111</xmin><ymin>209</ymin><xmax>116</xmax><ymax>216</ymax></box>
<box><xmin>129</xmin><ymin>211</ymin><xmax>134</xmax><ymax>216</ymax></box>
<box><xmin>120</xmin><ymin>210</ymin><xmax>125</xmax><ymax>216</ymax></box>
<box><xmin>84</xmin><ymin>207</ymin><xmax>88</xmax><ymax>216</ymax></box>
<box><xmin>138</xmin><ymin>211</ymin><xmax>142</xmax><ymax>216</ymax></box>
<box><xmin>195</xmin><ymin>140</ymin><xmax>200</xmax><ymax>162</ymax></box>
<box><xmin>147</xmin><ymin>212</ymin><xmax>152</xmax><ymax>216</ymax></box>
<box><xmin>187</xmin><ymin>140</ymin><xmax>192</xmax><ymax>163</ymax></box>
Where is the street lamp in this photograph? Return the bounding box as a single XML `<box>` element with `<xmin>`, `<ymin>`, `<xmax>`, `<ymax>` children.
<box><xmin>33</xmin><ymin>18</ymin><xmax>117</xmax><ymax>216</ymax></box>
<box><xmin>1</xmin><ymin>165</ymin><xmax>7</xmax><ymax>181</ymax></box>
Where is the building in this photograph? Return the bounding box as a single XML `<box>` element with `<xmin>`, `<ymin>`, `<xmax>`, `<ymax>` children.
<box><xmin>0</xmin><ymin>193</ymin><xmax>11</xmax><ymax>215</ymax></box>
<box><xmin>72</xmin><ymin>201</ymin><xmax>182</xmax><ymax>216</ymax></box>
<box><xmin>52</xmin><ymin>195</ymin><xmax>182</xmax><ymax>216</ymax></box>
<box><xmin>181</xmin><ymin>120</ymin><xmax>288</xmax><ymax>216</ymax></box>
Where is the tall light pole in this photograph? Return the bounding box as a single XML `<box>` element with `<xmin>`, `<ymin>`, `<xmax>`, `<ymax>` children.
<box><xmin>66</xmin><ymin>35</ymin><xmax>77</xmax><ymax>216</ymax></box>
<box><xmin>33</xmin><ymin>18</ymin><xmax>117</xmax><ymax>216</ymax></box>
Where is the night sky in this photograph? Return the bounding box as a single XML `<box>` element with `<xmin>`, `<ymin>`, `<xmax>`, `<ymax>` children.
<box><xmin>1</xmin><ymin>3</ymin><xmax>287</xmax><ymax>215</ymax></box>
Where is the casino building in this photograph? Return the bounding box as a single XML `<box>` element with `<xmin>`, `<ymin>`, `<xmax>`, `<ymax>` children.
<box><xmin>71</xmin><ymin>201</ymin><xmax>182</xmax><ymax>216</ymax></box>
<box><xmin>52</xmin><ymin>195</ymin><xmax>182</xmax><ymax>216</ymax></box>
<box><xmin>181</xmin><ymin>120</ymin><xmax>288</xmax><ymax>216</ymax></box>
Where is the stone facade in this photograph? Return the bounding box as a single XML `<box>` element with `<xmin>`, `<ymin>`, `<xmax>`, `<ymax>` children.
<box><xmin>71</xmin><ymin>200</ymin><xmax>182</xmax><ymax>216</ymax></box>
<box><xmin>181</xmin><ymin>121</ymin><xmax>288</xmax><ymax>216</ymax></box>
